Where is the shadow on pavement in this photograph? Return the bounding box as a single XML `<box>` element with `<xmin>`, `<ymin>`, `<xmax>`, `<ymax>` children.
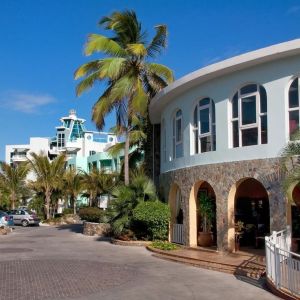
<box><xmin>56</xmin><ymin>224</ymin><xmax>84</xmax><ymax>234</ymax></box>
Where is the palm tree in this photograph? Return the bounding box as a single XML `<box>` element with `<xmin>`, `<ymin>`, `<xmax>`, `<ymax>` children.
<box><xmin>27</xmin><ymin>153</ymin><xmax>66</xmax><ymax>219</ymax></box>
<box><xmin>63</xmin><ymin>168</ymin><xmax>83</xmax><ymax>214</ymax></box>
<box><xmin>0</xmin><ymin>162</ymin><xmax>29</xmax><ymax>209</ymax></box>
<box><xmin>81</xmin><ymin>168</ymin><xmax>117</xmax><ymax>207</ymax></box>
<box><xmin>281</xmin><ymin>137</ymin><xmax>300</xmax><ymax>206</ymax></box>
<box><xmin>108</xmin><ymin>170</ymin><xmax>157</xmax><ymax>236</ymax></box>
<box><xmin>75</xmin><ymin>10</ymin><xmax>174</xmax><ymax>185</ymax></box>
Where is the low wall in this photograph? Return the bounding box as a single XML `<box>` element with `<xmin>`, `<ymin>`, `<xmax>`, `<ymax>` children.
<box><xmin>83</xmin><ymin>222</ymin><xmax>111</xmax><ymax>236</ymax></box>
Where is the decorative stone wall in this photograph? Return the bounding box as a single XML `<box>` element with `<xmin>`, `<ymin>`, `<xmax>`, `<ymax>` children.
<box><xmin>83</xmin><ymin>222</ymin><xmax>111</xmax><ymax>236</ymax></box>
<box><xmin>160</xmin><ymin>158</ymin><xmax>287</xmax><ymax>252</ymax></box>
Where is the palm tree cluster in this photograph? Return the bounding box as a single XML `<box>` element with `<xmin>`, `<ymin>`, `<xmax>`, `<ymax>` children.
<box><xmin>75</xmin><ymin>10</ymin><xmax>174</xmax><ymax>185</ymax></box>
<box><xmin>0</xmin><ymin>152</ymin><xmax>118</xmax><ymax>220</ymax></box>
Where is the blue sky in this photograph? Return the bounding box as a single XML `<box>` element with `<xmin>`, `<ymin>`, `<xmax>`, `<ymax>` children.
<box><xmin>1</xmin><ymin>0</ymin><xmax>300</xmax><ymax>160</ymax></box>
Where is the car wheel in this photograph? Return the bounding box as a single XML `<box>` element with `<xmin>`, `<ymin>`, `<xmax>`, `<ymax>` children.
<box><xmin>21</xmin><ymin>220</ymin><xmax>29</xmax><ymax>227</ymax></box>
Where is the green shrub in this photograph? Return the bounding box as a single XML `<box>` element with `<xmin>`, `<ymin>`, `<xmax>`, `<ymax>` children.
<box><xmin>151</xmin><ymin>241</ymin><xmax>179</xmax><ymax>251</ymax></box>
<box><xmin>132</xmin><ymin>201</ymin><xmax>170</xmax><ymax>240</ymax></box>
<box><xmin>62</xmin><ymin>208</ymin><xmax>73</xmax><ymax>215</ymax></box>
<box><xmin>78</xmin><ymin>207</ymin><xmax>108</xmax><ymax>223</ymax></box>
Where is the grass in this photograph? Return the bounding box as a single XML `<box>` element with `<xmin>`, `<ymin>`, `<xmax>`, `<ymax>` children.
<box><xmin>151</xmin><ymin>240</ymin><xmax>180</xmax><ymax>251</ymax></box>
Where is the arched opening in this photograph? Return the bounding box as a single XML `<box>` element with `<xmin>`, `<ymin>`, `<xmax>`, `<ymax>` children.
<box><xmin>230</xmin><ymin>178</ymin><xmax>270</xmax><ymax>251</ymax></box>
<box><xmin>189</xmin><ymin>180</ymin><xmax>216</xmax><ymax>247</ymax></box>
<box><xmin>291</xmin><ymin>185</ymin><xmax>300</xmax><ymax>252</ymax></box>
<box><xmin>169</xmin><ymin>183</ymin><xmax>183</xmax><ymax>244</ymax></box>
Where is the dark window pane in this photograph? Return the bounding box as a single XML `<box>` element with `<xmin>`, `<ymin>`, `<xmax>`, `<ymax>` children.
<box><xmin>176</xmin><ymin>110</ymin><xmax>182</xmax><ymax>118</ymax></box>
<box><xmin>194</xmin><ymin>130</ymin><xmax>199</xmax><ymax>154</ymax></box>
<box><xmin>212</xmin><ymin>101</ymin><xmax>215</xmax><ymax>123</ymax></box>
<box><xmin>289</xmin><ymin>110</ymin><xmax>299</xmax><ymax>138</ymax></box>
<box><xmin>233</xmin><ymin>120</ymin><xmax>239</xmax><ymax>147</ymax></box>
<box><xmin>242</xmin><ymin>128</ymin><xmax>258</xmax><ymax>146</ymax></box>
<box><xmin>173</xmin><ymin>118</ymin><xmax>175</xmax><ymax>136</ymax></box>
<box><xmin>173</xmin><ymin>137</ymin><xmax>175</xmax><ymax>158</ymax></box>
<box><xmin>212</xmin><ymin>124</ymin><xmax>216</xmax><ymax>151</ymax></box>
<box><xmin>200</xmin><ymin>108</ymin><xmax>210</xmax><ymax>134</ymax></box>
<box><xmin>260</xmin><ymin>86</ymin><xmax>267</xmax><ymax>113</ymax></box>
<box><xmin>240</xmin><ymin>84</ymin><xmax>257</xmax><ymax>95</ymax></box>
<box><xmin>193</xmin><ymin>106</ymin><xmax>198</xmax><ymax>127</ymax></box>
<box><xmin>200</xmin><ymin>136</ymin><xmax>211</xmax><ymax>153</ymax></box>
<box><xmin>176</xmin><ymin>143</ymin><xmax>183</xmax><ymax>158</ymax></box>
<box><xmin>242</xmin><ymin>96</ymin><xmax>256</xmax><ymax>125</ymax></box>
<box><xmin>176</xmin><ymin>119</ymin><xmax>182</xmax><ymax>142</ymax></box>
<box><xmin>261</xmin><ymin>115</ymin><xmax>268</xmax><ymax>144</ymax></box>
<box><xmin>289</xmin><ymin>79</ymin><xmax>299</xmax><ymax>108</ymax></box>
<box><xmin>232</xmin><ymin>93</ymin><xmax>238</xmax><ymax>118</ymax></box>
<box><xmin>199</xmin><ymin>98</ymin><xmax>210</xmax><ymax>107</ymax></box>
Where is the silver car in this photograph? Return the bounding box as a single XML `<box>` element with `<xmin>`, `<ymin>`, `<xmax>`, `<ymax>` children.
<box><xmin>8</xmin><ymin>209</ymin><xmax>40</xmax><ymax>227</ymax></box>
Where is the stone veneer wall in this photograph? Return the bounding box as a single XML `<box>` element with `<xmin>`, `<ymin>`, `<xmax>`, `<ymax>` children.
<box><xmin>160</xmin><ymin>158</ymin><xmax>287</xmax><ymax>252</ymax></box>
<box><xmin>83</xmin><ymin>222</ymin><xmax>111</xmax><ymax>236</ymax></box>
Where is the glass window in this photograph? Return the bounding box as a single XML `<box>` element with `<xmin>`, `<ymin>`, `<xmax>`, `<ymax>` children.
<box><xmin>192</xmin><ymin>98</ymin><xmax>216</xmax><ymax>154</ymax></box>
<box><xmin>288</xmin><ymin>78</ymin><xmax>300</xmax><ymax>139</ymax></box>
<box><xmin>173</xmin><ymin>110</ymin><xmax>183</xmax><ymax>159</ymax></box>
<box><xmin>231</xmin><ymin>84</ymin><xmax>267</xmax><ymax>147</ymax></box>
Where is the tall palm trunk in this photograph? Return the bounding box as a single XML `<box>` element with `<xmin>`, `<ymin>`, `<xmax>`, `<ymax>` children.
<box><xmin>45</xmin><ymin>190</ymin><xmax>51</xmax><ymax>220</ymax></box>
<box><xmin>73</xmin><ymin>195</ymin><xmax>77</xmax><ymax>215</ymax></box>
<box><xmin>124</xmin><ymin>130</ymin><xmax>130</xmax><ymax>185</ymax></box>
<box><xmin>10</xmin><ymin>192</ymin><xmax>16</xmax><ymax>210</ymax></box>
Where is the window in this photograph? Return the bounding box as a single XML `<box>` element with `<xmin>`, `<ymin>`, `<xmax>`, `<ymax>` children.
<box><xmin>288</xmin><ymin>78</ymin><xmax>300</xmax><ymax>139</ymax></box>
<box><xmin>162</xmin><ymin>119</ymin><xmax>167</xmax><ymax>162</ymax></box>
<box><xmin>231</xmin><ymin>84</ymin><xmax>267</xmax><ymax>147</ymax></box>
<box><xmin>193</xmin><ymin>98</ymin><xmax>216</xmax><ymax>153</ymax></box>
<box><xmin>173</xmin><ymin>110</ymin><xmax>183</xmax><ymax>159</ymax></box>
<box><xmin>57</xmin><ymin>133</ymin><xmax>65</xmax><ymax>148</ymax></box>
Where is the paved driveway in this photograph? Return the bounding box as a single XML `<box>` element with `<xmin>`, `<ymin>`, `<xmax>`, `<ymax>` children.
<box><xmin>0</xmin><ymin>225</ymin><xmax>278</xmax><ymax>300</ymax></box>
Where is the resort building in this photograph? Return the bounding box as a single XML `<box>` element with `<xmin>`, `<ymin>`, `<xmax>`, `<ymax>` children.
<box><xmin>6</xmin><ymin>109</ymin><xmax>121</xmax><ymax>174</ymax></box>
<box><xmin>149</xmin><ymin>39</ymin><xmax>300</xmax><ymax>252</ymax></box>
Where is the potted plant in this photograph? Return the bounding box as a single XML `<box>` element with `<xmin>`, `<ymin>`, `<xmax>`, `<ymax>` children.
<box><xmin>197</xmin><ymin>193</ymin><xmax>215</xmax><ymax>247</ymax></box>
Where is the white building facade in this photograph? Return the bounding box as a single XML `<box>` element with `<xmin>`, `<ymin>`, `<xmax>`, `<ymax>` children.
<box><xmin>149</xmin><ymin>39</ymin><xmax>300</xmax><ymax>252</ymax></box>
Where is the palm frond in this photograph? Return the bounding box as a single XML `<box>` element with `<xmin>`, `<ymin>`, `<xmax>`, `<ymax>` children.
<box><xmin>147</xmin><ymin>25</ymin><xmax>167</xmax><ymax>58</ymax></box>
<box><xmin>126</xmin><ymin>43</ymin><xmax>147</xmax><ymax>57</ymax></box>
<box><xmin>146</xmin><ymin>63</ymin><xmax>174</xmax><ymax>83</ymax></box>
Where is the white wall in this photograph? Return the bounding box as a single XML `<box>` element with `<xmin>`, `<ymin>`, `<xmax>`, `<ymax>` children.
<box><xmin>161</xmin><ymin>55</ymin><xmax>300</xmax><ymax>173</ymax></box>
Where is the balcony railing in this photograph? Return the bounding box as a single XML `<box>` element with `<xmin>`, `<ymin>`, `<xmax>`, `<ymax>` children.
<box><xmin>265</xmin><ymin>226</ymin><xmax>300</xmax><ymax>297</ymax></box>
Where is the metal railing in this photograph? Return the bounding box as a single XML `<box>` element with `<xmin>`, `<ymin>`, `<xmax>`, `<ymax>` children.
<box><xmin>171</xmin><ymin>223</ymin><xmax>184</xmax><ymax>244</ymax></box>
<box><xmin>265</xmin><ymin>226</ymin><xmax>300</xmax><ymax>297</ymax></box>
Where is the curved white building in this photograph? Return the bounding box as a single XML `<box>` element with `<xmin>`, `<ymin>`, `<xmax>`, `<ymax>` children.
<box><xmin>149</xmin><ymin>39</ymin><xmax>300</xmax><ymax>252</ymax></box>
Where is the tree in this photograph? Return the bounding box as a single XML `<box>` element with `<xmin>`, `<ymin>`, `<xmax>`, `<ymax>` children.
<box><xmin>75</xmin><ymin>10</ymin><xmax>173</xmax><ymax>185</ymax></box>
<box><xmin>108</xmin><ymin>170</ymin><xmax>157</xmax><ymax>236</ymax></box>
<box><xmin>27</xmin><ymin>153</ymin><xmax>66</xmax><ymax>219</ymax></box>
<box><xmin>63</xmin><ymin>168</ymin><xmax>83</xmax><ymax>214</ymax></box>
<box><xmin>81</xmin><ymin>168</ymin><xmax>117</xmax><ymax>207</ymax></box>
<box><xmin>281</xmin><ymin>138</ymin><xmax>300</xmax><ymax>206</ymax></box>
<box><xmin>0</xmin><ymin>162</ymin><xmax>29</xmax><ymax>209</ymax></box>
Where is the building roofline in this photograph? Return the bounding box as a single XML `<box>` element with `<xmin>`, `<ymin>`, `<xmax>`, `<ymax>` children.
<box><xmin>149</xmin><ymin>38</ymin><xmax>300</xmax><ymax>123</ymax></box>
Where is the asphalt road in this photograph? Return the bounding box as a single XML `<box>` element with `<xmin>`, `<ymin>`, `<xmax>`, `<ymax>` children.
<box><xmin>0</xmin><ymin>225</ymin><xmax>278</xmax><ymax>300</ymax></box>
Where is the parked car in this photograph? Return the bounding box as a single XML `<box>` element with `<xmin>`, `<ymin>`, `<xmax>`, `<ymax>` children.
<box><xmin>7</xmin><ymin>209</ymin><xmax>40</xmax><ymax>227</ymax></box>
<box><xmin>0</xmin><ymin>210</ymin><xmax>14</xmax><ymax>227</ymax></box>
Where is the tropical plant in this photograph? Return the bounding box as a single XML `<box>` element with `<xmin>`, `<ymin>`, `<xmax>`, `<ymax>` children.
<box><xmin>0</xmin><ymin>162</ymin><xmax>30</xmax><ymax>209</ymax></box>
<box><xmin>107</xmin><ymin>171</ymin><xmax>157</xmax><ymax>236</ymax></box>
<box><xmin>132</xmin><ymin>201</ymin><xmax>170</xmax><ymax>240</ymax></box>
<box><xmin>198</xmin><ymin>193</ymin><xmax>215</xmax><ymax>233</ymax></box>
<box><xmin>63</xmin><ymin>168</ymin><xmax>83</xmax><ymax>214</ymax></box>
<box><xmin>27</xmin><ymin>153</ymin><xmax>66</xmax><ymax>219</ymax></box>
<box><xmin>75</xmin><ymin>10</ymin><xmax>174</xmax><ymax>185</ymax></box>
<box><xmin>81</xmin><ymin>168</ymin><xmax>117</xmax><ymax>207</ymax></box>
<box><xmin>78</xmin><ymin>207</ymin><xmax>108</xmax><ymax>223</ymax></box>
<box><xmin>280</xmin><ymin>136</ymin><xmax>300</xmax><ymax>205</ymax></box>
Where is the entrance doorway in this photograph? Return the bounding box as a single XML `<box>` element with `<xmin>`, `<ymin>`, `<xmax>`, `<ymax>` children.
<box><xmin>234</xmin><ymin>178</ymin><xmax>270</xmax><ymax>249</ymax></box>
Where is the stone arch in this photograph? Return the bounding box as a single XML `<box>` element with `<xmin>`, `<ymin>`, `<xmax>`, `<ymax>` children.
<box><xmin>227</xmin><ymin>177</ymin><xmax>270</xmax><ymax>252</ymax></box>
<box><xmin>188</xmin><ymin>179</ymin><xmax>217</xmax><ymax>247</ymax></box>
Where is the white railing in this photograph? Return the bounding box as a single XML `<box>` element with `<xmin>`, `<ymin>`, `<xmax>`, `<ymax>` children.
<box><xmin>171</xmin><ymin>224</ymin><xmax>184</xmax><ymax>244</ymax></box>
<box><xmin>265</xmin><ymin>226</ymin><xmax>300</xmax><ymax>297</ymax></box>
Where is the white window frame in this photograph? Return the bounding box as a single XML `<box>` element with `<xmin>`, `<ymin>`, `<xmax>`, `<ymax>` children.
<box><xmin>288</xmin><ymin>78</ymin><xmax>300</xmax><ymax>140</ymax></box>
<box><xmin>231</xmin><ymin>84</ymin><xmax>267</xmax><ymax>147</ymax></box>
<box><xmin>193</xmin><ymin>98</ymin><xmax>215</xmax><ymax>153</ymax></box>
<box><xmin>173</xmin><ymin>110</ymin><xmax>183</xmax><ymax>159</ymax></box>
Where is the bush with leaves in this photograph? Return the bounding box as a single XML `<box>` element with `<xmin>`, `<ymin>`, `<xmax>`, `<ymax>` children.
<box><xmin>62</xmin><ymin>208</ymin><xmax>74</xmax><ymax>215</ymax></box>
<box><xmin>78</xmin><ymin>207</ymin><xmax>108</xmax><ymax>223</ymax></box>
<box><xmin>132</xmin><ymin>201</ymin><xmax>170</xmax><ymax>240</ymax></box>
